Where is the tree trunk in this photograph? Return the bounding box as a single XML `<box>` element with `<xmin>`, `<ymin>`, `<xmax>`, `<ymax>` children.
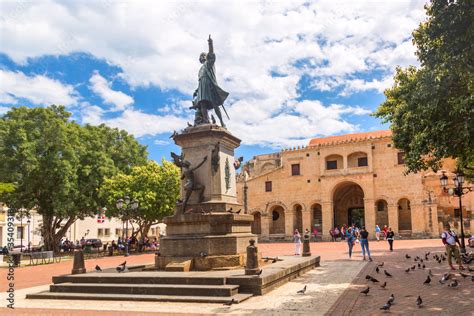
<box><xmin>41</xmin><ymin>214</ymin><xmax>76</xmax><ymax>253</ymax></box>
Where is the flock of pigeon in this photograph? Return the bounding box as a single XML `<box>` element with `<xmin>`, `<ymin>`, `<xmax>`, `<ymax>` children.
<box><xmin>359</xmin><ymin>251</ymin><xmax>474</xmax><ymax>312</ymax></box>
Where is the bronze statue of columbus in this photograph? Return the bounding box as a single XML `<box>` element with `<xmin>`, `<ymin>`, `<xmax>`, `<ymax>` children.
<box><xmin>191</xmin><ymin>35</ymin><xmax>229</xmax><ymax>127</ymax></box>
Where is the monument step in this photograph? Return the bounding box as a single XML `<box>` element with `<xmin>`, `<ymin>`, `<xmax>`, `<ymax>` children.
<box><xmin>27</xmin><ymin>291</ymin><xmax>253</xmax><ymax>304</ymax></box>
<box><xmin>50</xmin><ymin>283</ymin><xmax>239</xmax><ymax>297</ymax></box>
<box><xmin>52</xmin><ymin>274</ymin><xmax>226</xmax><ymax>285</ymax></box>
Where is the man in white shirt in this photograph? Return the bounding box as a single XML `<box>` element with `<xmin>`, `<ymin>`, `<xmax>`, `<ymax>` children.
<box><xmin>441</xmin><ymin>223</ymin><xmax>464</xmax><ymax>270</ymax></box>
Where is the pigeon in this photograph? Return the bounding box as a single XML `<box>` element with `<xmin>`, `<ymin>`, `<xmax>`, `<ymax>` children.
<box><xmin>416</xmin><ymin>296</ymin><xmax>423</xmax><ymax>308</ymax></box>
<box><xmin>119</xmin><ymin>261</ymin><xmax>126</xmax><ymax>266</ymax></box>
<box><xmin>200</xmin><ymin>251</ymin><xmax>208</xmax><ymax>258</ymax></box>
<box><xmin>227</xmin><ymin>207</ymin><xmax>233</xmax><ymax>213</ymax></box>
<box><xmin>116</xmin><ymin>264</ymin><xmax>126</xmax><ymax>273</ymax></box>
<box><xmin>380</xmin><ymin>303</ymin><xmax>391</xmax><ymax>311</ymax></box>
<box><xmin>423</xmin><ymin>275</ymin><xmax>431</xmax><ymax>285</ymax></box>
<box><xmin>422</xmin><ymin>264</ymin><xmax>426</xmax><ymax>269</ymax></box>
<box><xmin>365</xmin><ymin>275</ymin><xmax>372</xmax><ymax>280</ymax></box>
<box><xmin>169</xmin><ymin>130</ymin><xmax>178</xmax><ymax>138</ymax></box>
<box><xmin>376</xmin><ymin>267</ymin><xmax>380</xmax><ymax>273</ymax></box>
<box><xmin>384</xmin><ymin>270</ymin><xmax>393</xmax><ymax>277</ymax></box>
<box><xmin>223</xmin><ymin>298</ymin><xmax>236</xmax><ymax>306</ymax></box>
<box><xmin>418</xmin><ymin>263</ymin><xmax>421</xmax><ymax>268</ymax></box>
<box><xmin>411</xmin><ymin>265</ymin><xmax>416</xmax><ymax>270</ymax></box>
<box><xmin>369</xmin><ymin>276</ymin><xmax>379</xmax><ymax>283</ymax></box>
<box><xmin>297</xmin><ymin>285</ymin><xmax>307</xmax><ymax>294</ymax></box>
<box><xmin>405</xmin><ymin>254</ymin><xmax>411</xmax><ymax>259</ymax></box>
<box><xmin>187</xmin><ymin>122</ymin><xmax>192</xmax><ymax>127</ymax></box>
<box><xmin>420</xmin><ymin>258</ymin><xmax>423</xmax><ymax>263</ymax></box>
<box><xmin>272</xmin><ymin>257</ymin><xmax>279</xmax><ymax>263</ymax></box>
<box><xmin>459</xmin><ymin>272</ymin><xmax>469</xmax><ymax>278</ymax></box>
<box><xmin>439</xmin><ymin>273</ymin><xmax>453</xmax><ymax>284</ymax></box>
<box><xmin>378</xmin><ymin>262</ymin><xmax>384</xmax><ymax>267</ymax></box>
<box><xmin>387</xmin><ymin>294</ymin><xmax>395</xmax><ymax>305</ymax></box>
<box><xmin>263</xmin><ymin>257</ymin><xmax>270</xmax><ymax>262</ymax></box>
<box><xmin>425</xmin><ymin>252</ymin><xmax>430</xmax><ymax>256</ymax></box>
<box><xmin>405</xmin><ymin>268</ymin><xmax>410</xmax><ymax>273</ymax></box>
<box><xmin>448</xmin><ymin>280</ymin><xmax>459</xmax><ymax>288</ymax></box>
<box><xmin>380</xmin><ymin>281</ymin><xmax>387</xmax><ymax>289</ymax></box>
<box><xmin>360</xmin><ymin>287</ymin><xmax>370</xmax><ymax>295</ymax></box>
<box><xmin>95</xmin><ymin>265</ymin><xmax>102</xmax><ymax>272</ymax></box>
<box><xmin>428</xmin><ymin>269</ymin><xmax>433</xmax><ymax>277</ymax></box>
<box><xmin>255</xmin><ymin>269</ymin><xmax>263</xmax><ymax>276</ymax></box>
<box><xmin>235</xmin><ymin>209</ymin><xmax>241</xmax><ymax>214</ymax></box>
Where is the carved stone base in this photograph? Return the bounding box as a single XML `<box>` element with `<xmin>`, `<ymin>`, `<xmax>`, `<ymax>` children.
<box><xmin>157</xmin><ymin>213</ymin><xmax>256</xmax><ymax>270</ymax></box>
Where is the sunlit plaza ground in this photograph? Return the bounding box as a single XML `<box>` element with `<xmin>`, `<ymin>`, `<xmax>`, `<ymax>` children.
<box><xmin>1</xmin><ymin>239</ymin><xmax>472</xmax><ymax>315</ymax></box>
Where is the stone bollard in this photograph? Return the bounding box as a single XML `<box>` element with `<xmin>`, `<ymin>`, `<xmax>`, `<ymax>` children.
<box><xmin>245</xmin><ymin>239</ymin><xmax>260</xmax><ymax>275</ymax></box>
<box><xmin>302</xmin><ymin>231</ymin><xmax>311</xmax><ymax>257</ymax></box>
<box><xmin>71</xmin><ymin>249</ymin><xmax>86</xmax><ymax>274</ymax></box>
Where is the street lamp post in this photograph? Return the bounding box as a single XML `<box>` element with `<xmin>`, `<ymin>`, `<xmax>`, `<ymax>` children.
<box><xmin>116</xmin><ymin>196</ymin><xmax>139</xmax><ymax>257</ymax></box>
<box><xmin>27</xmin><ymin>219</ymin><xmax>31</xmax><ymax>253</ymax></box>
<box><xmin>440</xmin><ymin>170</ymin><xmax>473</xmax><ymax>253</ymax></box>
<box><xmin>15</xmin><ymin>208</ymin><xmax>29</xmax><ymax>253</ymax></box>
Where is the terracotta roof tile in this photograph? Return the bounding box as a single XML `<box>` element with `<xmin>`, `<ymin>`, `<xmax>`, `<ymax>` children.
<box><xmin>308</xmin><ymin>130</ymin><xmax>392</xmax><ymax>146</ymax></box>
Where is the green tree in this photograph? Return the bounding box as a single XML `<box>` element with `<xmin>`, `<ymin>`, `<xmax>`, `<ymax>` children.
<box><xmin>0</xmin><ymin>183</ymin><xmax>15</xmax><ymax>194</ymax></box>
<box><xmin>0</xmin><ymin>106</ymin><xmax>147</xmax><ymax>251</ymax></box>
<box><xmin>100</xmin><ymin>160</ymin><xmax>180</xmax><ymax>238</ymax></box>
<box><xmin>375</xmin><ymin>0</ymin><xmax>474</xmax><ymax>177</ymax></box>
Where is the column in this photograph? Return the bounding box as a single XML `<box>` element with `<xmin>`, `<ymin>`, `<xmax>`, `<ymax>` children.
<box><xmin>260</xmin><ymin>214</ymin><xmax>271</xmax><ymax>240</ymax></box>
<box><xmin>321</xmin><ymin>201</ymin><xmax>333</xmax><ymax>241</ymax></box>
<box><xmin>387</xmin><ymin>204</ymin><xmax>399</xmax><ymax>234</ymax></box>
<box><xmin>285</xmin><ymin>211</ymin><xmax>295</xmax><ymax>238</ymax></box>
<box><xmin>429</xmin><ymin>204</ymin><xmax>439</xmax><ymax>237</ymax></box>
<box><xmin>411</xmin><ymin>204</ymin><xmax>424</xmax><ymax>235</ymax></box>
<box><xmin>302</xmin><ymin>210</ymin><xmax>312</xmax><ymax>232</ymax></box>
<box><xmin>364</xmin><ymin>198</ymin><xmax>376</xmax><ymax>236</ymax></box>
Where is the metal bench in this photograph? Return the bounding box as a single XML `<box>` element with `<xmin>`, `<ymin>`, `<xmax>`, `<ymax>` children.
<box><xmin>26</xmin><ymin>251</ymin><xmax>60</xmax><ymax>265</ymax></box>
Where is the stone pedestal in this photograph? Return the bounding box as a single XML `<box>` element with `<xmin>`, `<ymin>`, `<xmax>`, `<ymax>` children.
<box><xmin>245</xmin><ymin>239</ymin><xmax>259</xmax><ymax>275</ymax></box>
<box><xmin>157</xmin><ymin>125</ymin><xmax>256</xmax><ymax>271</ymax></box>
<box><xmin>157</xmin><ymin>213</ymin><xmax>255</xmax><ymax>270</ymax></box>
<box><xmin>71</xmin><ymin>250</ymin><xmax>86</xmax><ymax>274</ymax></box>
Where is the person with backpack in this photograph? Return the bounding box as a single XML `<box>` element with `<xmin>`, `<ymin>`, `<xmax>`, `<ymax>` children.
<box><xmin>386</xmin><ymin>227</ymin><xmax>395</xmax><ymax>251</ymax></box>
<box><xmin>441</xmin><ymin>223</ymin><xmax>465</xmax><ymax>270</ymax></box>
<box><xmin>346</xmin><ymin>227</ymin><xmax>356</xmax><ymax>258</ymax></box>
<box><xmin>359</xmin><ymin>227</ymin><xmax>372</xmax><ymax>261</ymax></box>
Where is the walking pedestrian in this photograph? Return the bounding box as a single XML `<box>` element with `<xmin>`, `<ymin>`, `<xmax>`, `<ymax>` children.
<box><xmin>375</xmin><ymin>225</ymin><xmax>381</xmax><ymax>241</ymax></box>
<box><xmin>359</xmin><ymin>227</ymin><xmax>372</xmax><ymax>261</ymax></box>
<box><xmin>294</xmin><ymin>229</ymin><xmax>302</xmax><ymax>255</ymax></box>
<box><xmin>386</xmin><ymin>227</ymin><xmax>394</xmax><ymax>252</ymax></box>
<box><xmin>382</xmin><ymin>225</ymin><xmax>388</xmax><ymax>239</ymax></box>
<box><xmin>346</xmin><ymin>227</ymin><xmax>356</xmax><ymax>258</ymax></box>
<box><xmin>441</xmin><ymin>223</ymin><xmax>465</xmax><ymax>270</ymax></box>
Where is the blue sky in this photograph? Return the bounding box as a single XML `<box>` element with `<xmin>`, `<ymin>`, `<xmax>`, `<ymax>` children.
<box><xmin>0</xmin><ymin>0</ymin><xmax>426</xmax><ymax>162</ymax></box>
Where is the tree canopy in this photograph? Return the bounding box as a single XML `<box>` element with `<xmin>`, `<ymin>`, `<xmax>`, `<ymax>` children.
<box><xmin>375</xmin><ymin>0</ymin><xmax>473</xmax><ymax>177</ymax></box>
<box><xmin>100</xmin><ymin>159</ymin><xmax>180</xmax><ymax>238</ymax></box>
<box><xmin>0</xmin><ymin>105</ymin><xmax>148</xmax><ymax>251</ymax></box>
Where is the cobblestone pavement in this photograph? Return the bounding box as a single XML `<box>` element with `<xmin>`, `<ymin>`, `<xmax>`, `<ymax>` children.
<box><xmin>327</xmin><ymin>246</ymin><xmax>474</xmax><ymax>315</ymax></box>
<box><xmin>1</xmin><ymin>239</ymin><xmax>471</xmax><ymax>315</ymax></box>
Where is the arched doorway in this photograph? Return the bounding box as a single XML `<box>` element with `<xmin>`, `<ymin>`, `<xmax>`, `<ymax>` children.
<box><xmin>270</xmin><ymin>206</ymin><xmax>285</xmax><ymax>234</ymax></box>
<box><xmin>398</xmin><ymin>198</ymin><xmax>412</xmax><ymax>231</ymax></box>
<box><xmin>333</xmin><ymin>182</ymin><xmax>365</xmax><ymax>228</ymax></box>
<box><xmin>251</xmin><ymin>212</ymin><xmax>261</xmax><ymax>235</ymax></box>
<box><xmin>311</xmin><ymin>204</ymin><xmax>322</xmax><ymax>236</ymax></box>
<box><xmin>294</xmin><ymin>204</ymin><xmax>303</xmax><ymax>233</ymax></box>
<box><xmin>375</xmin><ymin>199</ymin><xmax>389</xmax><ymax>227</ymax></box>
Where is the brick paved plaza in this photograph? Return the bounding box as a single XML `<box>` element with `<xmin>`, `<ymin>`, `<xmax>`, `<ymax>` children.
<box><xmin>1</xmin><ymin>239</ymin><xmax>472</xmax><ymax>315</ymax></box>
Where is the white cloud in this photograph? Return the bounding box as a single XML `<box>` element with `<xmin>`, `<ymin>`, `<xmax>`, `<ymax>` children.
<box><xmin>89</xmin><ymin>71</ymin><xmax>133</xmax><ymax>111</ymax></box>
<box><xmin>0</xmin><ymin>69</ymin><xmax>77</xmax><ymax>106</ymax></box>
<box><xmin>0</xmin><ymin>106</ymin><xmax>10</xmax><ymax>115</ymax></box>
<box><xmin>78</xmin><ymin>104</ymin><xmax>188</xmax><ymax>138</ymax></box>
<box><xmin>0</xmin><ymin>0</ymin><xmax>427</xmax><ymax>147</ymax></box>
<box><xmin>154</xmin><ymin>139</ymin><xmax>170</xmax><ymax>146</ymax></box>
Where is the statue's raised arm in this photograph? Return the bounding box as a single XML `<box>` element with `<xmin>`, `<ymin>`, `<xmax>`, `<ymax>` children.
<box><xmin>208</xmin><ymin>34</ymin><xmax>214</xmax><ymax>54</ymax></box>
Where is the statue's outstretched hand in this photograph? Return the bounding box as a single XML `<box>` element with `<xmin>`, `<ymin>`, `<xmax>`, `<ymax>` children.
<box><xmin>208</xmin><ymin>34</ymin><xmax>212</xmax><ymax>42</ymax></box>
